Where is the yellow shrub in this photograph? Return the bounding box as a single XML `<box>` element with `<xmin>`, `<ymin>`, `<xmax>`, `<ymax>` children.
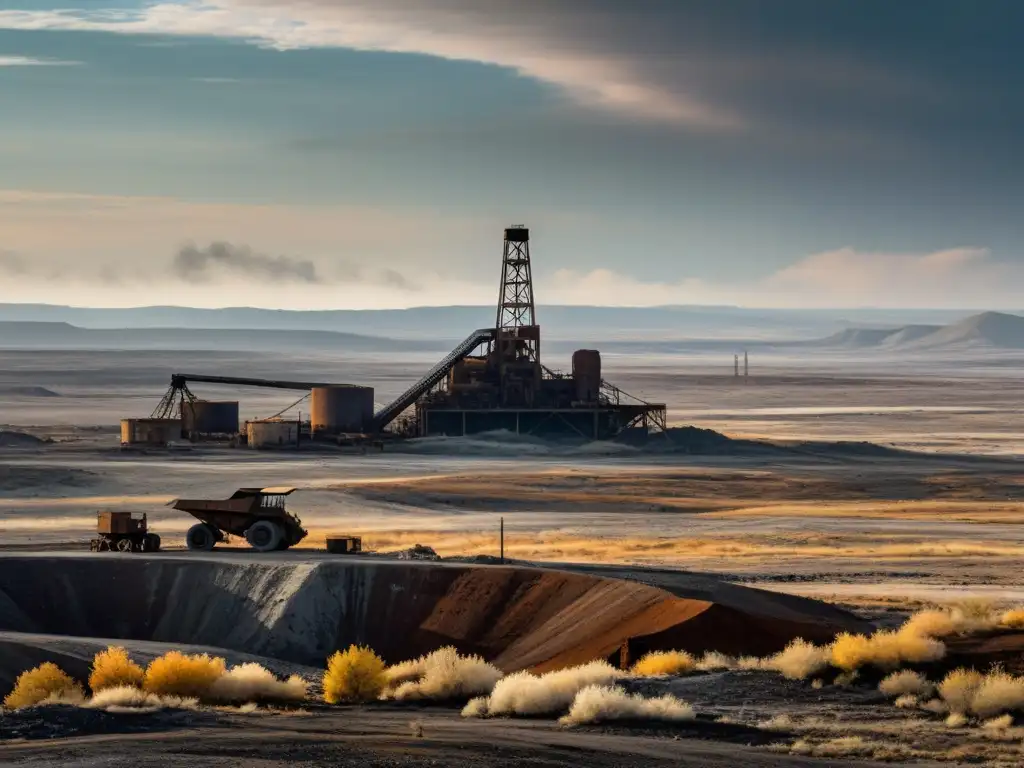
<box><xmin>630</xmin><ymin>650</ymin><xmax>695</xmax><ymax>677</ymax></box>
<box><xmin>767</xmin><ymin>639</ymin><xmax>831</xmax><ymax>680</ymax></box>
<box><xmin>1000</xmin><ymin>608</ymin><xmax>1024</xmax><ymax>629</ymax></box>
<box><xmin>938</xmin><ymin>668</ymin><xmax>984</xmax><ymax>714</ymax></box>
<box><xmin>89</xmin><ymin>646</ymin><xmax>144</xmax><ymax>692</ymax></box>
<box><xmin>830</xmin><ymin>633</ymin><xmax>873</xmax><ymax>672</ymax></box>
<box><xmin>323</xmin><ymin>645</ymin><xmax>386</xmax><ymax>704</ymax></box>
<box><xmin>969</xmin><ymin>670</ymin><xmax>1024</xmax><ymax>719</ymax></box>
<box><xmin>143</xmin><ymin>651</ymin><xmax>226</xmax><ymax>698</ymax></box>
<box><xmin>830</xmin><ymin>630</ymin><xmax>944</xmax><ymax>672</ymax></box>
<box><xmin>3</xmin><ymin>663</ymin><xmax>85</xmax><ymax>710</ymax></box>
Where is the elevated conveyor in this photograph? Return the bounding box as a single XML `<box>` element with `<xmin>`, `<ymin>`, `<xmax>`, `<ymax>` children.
<box><xmin>373</xmin><ymin>328</ymin><xmax>494</xmax><ymax>430</ymax></box>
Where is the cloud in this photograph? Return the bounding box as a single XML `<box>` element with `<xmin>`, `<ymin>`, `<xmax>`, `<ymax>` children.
<box><xmin>544</xmin><ymin>247</ymin><xmax>1020</xmax><ymax>309</ymax></box>
<box><xmin>173</xmin><ymin>241</ymin><xmax>321</xmax><ymax>284</ymax></box>
<box><xmin>0</xmin><ymin>2</ymin><xmax>741</xmax><ymax>129</ymax></box>
<box><xmin>0</xmin><ymin>55</ymin><xmax>80</xmax><ymax>66</ymax></box>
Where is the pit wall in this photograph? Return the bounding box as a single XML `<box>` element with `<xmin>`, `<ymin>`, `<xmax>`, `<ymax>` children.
<box><xmin>0</xmin><ymin>556</ymin><xmax>851</xmax><ymax>670</ymax></box>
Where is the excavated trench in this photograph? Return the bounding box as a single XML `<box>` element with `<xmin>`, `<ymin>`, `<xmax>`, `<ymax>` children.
<box><xmin>0</xmin><ymin>554</ymin><xmax>867</xmax><ymax>682</ymax></box>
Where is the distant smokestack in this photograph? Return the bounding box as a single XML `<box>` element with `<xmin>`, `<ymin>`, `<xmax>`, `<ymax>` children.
<box><xmin>734</xmin><ymin>354</ymin><xmax>739</xmax><ymax>377</ymax></box>
<box><xmin>744</xmin><ymin>350</ymin><xmax>749</xmax><ymax>378</ymax></box>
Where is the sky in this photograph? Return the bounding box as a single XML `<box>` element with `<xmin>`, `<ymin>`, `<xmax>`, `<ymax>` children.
<box><xmin>0</xmin><ymin>0</ymin><xmax>1022</xmax><ymax>310</ymax></box>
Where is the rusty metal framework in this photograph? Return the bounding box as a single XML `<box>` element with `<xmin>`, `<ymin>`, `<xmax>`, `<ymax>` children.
<box><xmin>495</xmin><ymin>226</ymin><xmax>539</xmax><ymax>364</ymax></box>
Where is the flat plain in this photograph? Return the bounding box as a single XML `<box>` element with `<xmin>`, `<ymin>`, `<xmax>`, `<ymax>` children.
<box><xmin>2</xmin><ymin>344</ymin><xmax>1023</xmax><ymax>765</ymax></box>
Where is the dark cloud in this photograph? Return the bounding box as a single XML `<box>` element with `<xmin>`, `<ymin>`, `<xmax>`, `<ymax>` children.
<box><xmin>0</xmin><ymin>250</ymin><xmax>28</xmax><ymax>275</ymax></box>
<box><xmin>173</xmin><ymin>242</ymin><xmax>321</xmax><ymax>284</ymax></box>
<box><xmin>171</xmin><ymin>242</ymin><xmax>419</xmax><ymax>290</ymax></box>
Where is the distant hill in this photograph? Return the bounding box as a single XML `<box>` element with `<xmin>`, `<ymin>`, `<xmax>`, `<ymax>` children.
<box><xmin>0</xmin><ymin>322</ymin><xmax>446</xmax><ymax>353</ymax></box>
<box><xmin>814</xmin><ymin>312</ymin><xmax>1024</xmax><ymax>351</ymax></box>
<box><xmin>0</xmin><ymin>303</ymin><xmax>988</xmax><ymax>343</ymax></box>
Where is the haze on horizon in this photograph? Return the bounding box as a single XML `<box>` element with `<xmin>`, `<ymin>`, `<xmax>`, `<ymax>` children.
<box><xmin>1</xmin><ymin>1</ymin><xmax>1021</xmax><ymax>311</ymax></box>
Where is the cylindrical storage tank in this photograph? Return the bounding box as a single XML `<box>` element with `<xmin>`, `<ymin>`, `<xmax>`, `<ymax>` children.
<box><xmin>572</xmin><ymin>349</ymin><xmax>602</xmax><ymax>403</ymax></box>
<box><xmin>121</xmin><ymin>418</ymin><xmax>182</xmax><ymax>446</ymax></box>
<box><xmin>247</xmin><ymin>419</ymin><xmax>300</xmax><ymax>449</ymax></box>
<box><xmin>311</xmin><ymin>385</ymin><xmax>374</xmax><ymax>434</ymax></box>
<box><xmin>182</xmin><ymin>400</ymin><xmax>239</xmax><ymax>435</ymax></box>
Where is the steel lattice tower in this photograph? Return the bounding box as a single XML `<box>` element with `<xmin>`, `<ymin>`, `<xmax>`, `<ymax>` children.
<box><xmin>495</xmin><ymin>226</ymin><xmax>539</xmax><ymax>365</ymax></box>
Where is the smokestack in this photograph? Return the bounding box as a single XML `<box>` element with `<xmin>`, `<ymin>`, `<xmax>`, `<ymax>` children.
<box><xmin>744</xmin><ymin>350</ymin><xmax>749</xmax><ymax>378</ymax></box>
<box><xmin>734</xmin><ymin>354</ymin><xmax>739</xmax><ymax>377</ymax></box>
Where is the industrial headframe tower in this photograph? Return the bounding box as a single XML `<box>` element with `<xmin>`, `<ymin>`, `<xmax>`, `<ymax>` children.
<box><xmin>372</xmin><ymin>227</ymin><xmax>666</xmax><ymax>439</ymax></box>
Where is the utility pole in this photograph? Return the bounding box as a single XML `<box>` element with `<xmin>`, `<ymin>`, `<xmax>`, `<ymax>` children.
<box><xmin>500</xmin><ymin>516</ymin><xmax>505</xmax><ymax>564</ymax></box>
<box><xmin>744</xmin><ymin>350</ymin><xmax>749</xmax><ymax>379</ymax></box>
<box><xmin>734</xmin><ymin>354</ymin><xmax>739</xmax><ymax>377</ymax></box>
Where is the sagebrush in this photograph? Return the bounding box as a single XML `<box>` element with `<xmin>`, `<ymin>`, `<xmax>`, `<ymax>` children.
<box><xmin>630</xmin><ymin>650</ymin><xmax>695</xmax><ymax>677</ymax></box>
<box><xmin>382</xmin><ymin>646</ymin><xmax>501</xmax><ymax>701</ymax></box>
<box><xmin>89</xmin><ymin>646</ymin><xmax>144</xmax><ymax>692</ymax></box>
<box><xmin>3</xmin><ymin>663</ymin><xmax>85</xmax><ymax>710</ymax></box>
<box><xmin>559</xmin><ymin>684</ymin><xmax>695</xmax><ymax>726</ymax></box>
<box><xmin>323</xmin><ymin>645</ymin><xmax>386</xmax><ymax>704</ymax></box>
<box><xmin>143</xmin><ymin>651</ymin><xmax>226</xmax><ymax>698</ymax></box>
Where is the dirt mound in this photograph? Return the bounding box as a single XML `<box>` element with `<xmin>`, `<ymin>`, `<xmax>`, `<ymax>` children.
<box><xmin>0</xmin><ymin>386</ymin><xmax>61</xmax><ymax>398</ymax></box>
<box><xmin>0</xmin><ymin>430</ymin><xmax>47</xmax><ymax>448</ymax></box>
<box><xmin>0</xmin><ymin>555</ymin><xmax>865</xmax><ymax>684</ymax></box>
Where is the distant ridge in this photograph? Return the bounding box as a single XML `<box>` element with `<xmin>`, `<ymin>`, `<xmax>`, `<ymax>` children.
<box><xmin>0</xmin><ymin>322</ymin><xmax>445</xmax><ymax>352</ymax></box>
<box><xmin>0</xmin><ymin>302</ymin><xmax>986</xmax><ymax>343</ymax></box>
<box><xmin>814</xmin><ymin>312</ymin><xmax>1024</xmax><ymax>350</ymax></box>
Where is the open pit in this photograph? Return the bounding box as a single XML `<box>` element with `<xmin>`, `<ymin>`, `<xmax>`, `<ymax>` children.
<box><xmin>0</xmin><ymin>552</ymin><xmax>868</xmax><ymax>690</ymax></box>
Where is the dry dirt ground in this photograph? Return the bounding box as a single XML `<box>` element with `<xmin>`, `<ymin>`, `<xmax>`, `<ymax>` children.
<box><xmin>1</xmin><ymin>348</ymin><xmax>1023</xmax><ymax>764</ymax></box>
<box><xmin>0</xmin><ymin>704</ymin><xmax>901</xmax><ymax>768</ymax></box>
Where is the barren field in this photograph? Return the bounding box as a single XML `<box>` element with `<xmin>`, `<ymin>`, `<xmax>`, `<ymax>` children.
<box><xmin>2</xmin><ymin>347</ymin><xmax>1023</xmax><ymax>765</ymax></box>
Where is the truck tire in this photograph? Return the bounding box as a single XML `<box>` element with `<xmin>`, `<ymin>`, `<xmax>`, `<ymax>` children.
<box><xmin>245</xmin><ymin>520</ymin><xmax>282</xmax><ymax>553</ymax></box>
<box><xmin>186</xmin><ymin>523</ymin><xmax>217</xmax><ymax>551</ymax></box>
<box><xmin>116</xmin><ymin>538</ymin><xmax>133</xmax><ymax>552</ymax></box>
<box><xmin>143</xmin><ymin>533</ymin><xmax>161</xmax><ymax>552</ymax></box>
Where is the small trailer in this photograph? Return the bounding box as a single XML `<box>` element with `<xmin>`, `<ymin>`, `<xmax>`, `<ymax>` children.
<box><xmin>171</xmin><ymin>487</ymin><xmax>308</xmax><ymax>553</ymax></box>
<box><xmin>90</xmin><ymin>511</ymin><xmax>161</xmax><ymax>553</ymax></box>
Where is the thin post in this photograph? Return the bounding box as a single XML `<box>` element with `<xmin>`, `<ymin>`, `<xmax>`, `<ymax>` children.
<box><xmin>500</xmin><ymin>516</ymin><xmax>504</xmax><ymax>564</ymax></box>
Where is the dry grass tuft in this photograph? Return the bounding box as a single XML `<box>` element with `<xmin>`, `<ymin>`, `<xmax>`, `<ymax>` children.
<box><xmin>758</xmin><ymin>714</ymin><xmax>793</xmax><ymax>730</ymax></box>
<box><xmin>89</xmin><ymin>646</ymin><xmax>144</xmax><ymax>693</ymax></box>
<box><xmin>981</xmin><ymin>714</ymin><xmax>1014</xmax><ymax>730</ymax></box>
<box><xmin>3</xmin><ymin>663</ymin><xmax>85</xmax><ymax>710</ymax></box>
<box><xmin>558</xmin><ymin>685</ymin><xmax>695</xmax><ymax>726</ymax></box>
<box><xmin>323</xmin><ymin>645</ymin><xmax>386</xmax><ymax>704</ymax></box>
<box><xmin>694</xmin><ymin>651</ymin><xmax>735</xmax><ymax>672</ymax></box>
<box><xmin>208</xmin><ymin>663</ymin><xmax>307</xmax><ymax>704</ymax></box>
<box><xmin>85</xmin><ymin>685</ymin><xmax>198</xmax><ymax>713</ymax></box>
<box><xmin>790</xmin><ymin>736</ymin><xmax>873</xmax><ymax>758</ymax></box>
<box><xmin>938</xmin><ymin>668</ymin><xmax>984</xmax><ymax>714</ymax></box>
<box><xmin>737</xmin><ymin>656</ymin><xmax>766</xmax><ymax>672</ymax></box>
<box><xmin>945</xmin><ymin>712</ymin><xmax>968</xmax><ymax>728</ymax></box>
<box><xmin>143</xmin><ymin>652</ymin><xmax>226</xmax><ymax>698</ymax></box>
<box><xmin>766</xmin><ymin>639</ymin><xmax>831</xmax><ymax>680</ymax></box>
<box><xmin>921</xmin><ymin>698</ymin><xmax>948</xmax><ymax>714</ymax></box>
<box><xmin>630</xmin><ymin>650</ymin><xmax>695</xmax><ymax>677</ymax></box>
<box><xmin>969</xmin><ymin>670</ymin><xmax>1024</xmax><ymax>719</ymax></box>
<box><xmin>467</xmin><ymin>660</ymin><xmax>625</xmax><ymax>718</ymax></box>
<box><xmin>383</xmin><ymin>647</ymin><xmax>502</xmax><ymax>702</ymax></box>
<box><xmin>879</xmin><ymin>670</ymin><xmax>933</xmax><ymax>699</ymax></box>
<box><xmin>894</xmin><ymin>694</ymin><xmax>919</xmax><ymax>709</ymax></box>
<box><xmin>830</xmin><ymin>630</ymin><xmax>943</xmax><ymax>672</ymax></box>
<box><xmin>999</xmin><ymin>608</ymin><xmax>1024</xmax><ymax>629</ymax></box>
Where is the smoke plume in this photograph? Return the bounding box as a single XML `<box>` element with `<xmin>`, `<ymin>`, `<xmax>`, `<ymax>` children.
<box><xmin>174</xmin><ymin>242</ymin><xmax>321</xmax><ymax>284</ymax></box>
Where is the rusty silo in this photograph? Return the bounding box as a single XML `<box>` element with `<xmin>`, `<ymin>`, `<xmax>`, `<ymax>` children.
<box><xmin>311</xmin><ymin>385</ymin><xmax>374</xmax><ymax>434</ymax></box>
<box><xmin>571</xmin><ymin>349</ymin><xmax>602</xmax><ymax>403</ymax></box>
<box><xmin>120</xmin><ymin>418</ymin><xmax>182</xmax><ymax>446</ymax></box>
<box><xmin>182</xmin><ymin>400</ymin><xmax>240</xmax><ymax>436</ymax></box>
<box><xmin>247</xmin><ymin>419</ymin><xmax>300</xmax><ymax>449</ymax></box>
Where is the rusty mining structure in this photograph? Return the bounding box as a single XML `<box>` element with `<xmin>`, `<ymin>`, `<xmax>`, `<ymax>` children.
<box><xmin>127</xmin><ymin>227</ymin><xmax>666</xmax><ymax>446</ymax></box>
